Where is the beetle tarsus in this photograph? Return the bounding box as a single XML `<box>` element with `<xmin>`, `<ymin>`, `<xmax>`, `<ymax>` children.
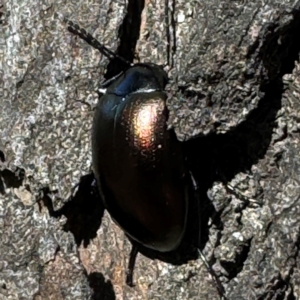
<box><xmin>126</xmin><ymin>246</ymin><xmax>139</xmax><ymax>287</ymax></box>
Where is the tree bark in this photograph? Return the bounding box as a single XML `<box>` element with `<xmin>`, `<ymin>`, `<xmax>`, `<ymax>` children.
<box><xmin>1</xmin><ymin>0</ymin><xmax>300</xmax><ymax>299</ymax></box>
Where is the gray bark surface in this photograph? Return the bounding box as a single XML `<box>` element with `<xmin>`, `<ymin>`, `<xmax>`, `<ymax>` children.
<box><xmin>1</xmin><ymin>0</ymin><xmax>300</xmax><ymax>299</ymax></box>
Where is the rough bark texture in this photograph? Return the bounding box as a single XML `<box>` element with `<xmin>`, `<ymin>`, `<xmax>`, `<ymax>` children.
<box><xmin>1</xmin><ymin>0</ymin><xmax>300</xmax><ymax>299</ymax></box>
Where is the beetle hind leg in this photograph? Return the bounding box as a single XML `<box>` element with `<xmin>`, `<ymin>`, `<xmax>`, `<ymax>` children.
<box><xmin>197</xmin><ymin>249</ymin><xmax>227</xmax><ymax>299</ymax></box>
<box><xmin>189</xmin><ymin>171</ymin><xmax>227</xmax><ymax>299</ymax></box>
<box><xmin>126</xmin><ymin>245</ymin><xmax>139</xmax><ymax>287</ymax></box>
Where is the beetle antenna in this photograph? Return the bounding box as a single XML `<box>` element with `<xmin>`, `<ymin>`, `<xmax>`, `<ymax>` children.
<box><xmin>64</xmin><ymin>19</ymin><xmax>134</xmax><ymax>67</ymax></box>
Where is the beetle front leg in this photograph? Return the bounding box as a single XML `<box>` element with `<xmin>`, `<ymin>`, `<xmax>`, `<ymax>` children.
<box><xmin>99</xmin><ymin>71</ymin><xmax>123</xmax><ymax>88</ymax></box>
<box><xmin>126</xmin><ymin>245</ymin><xmax>139</xmax><ymax>287</ymax></box>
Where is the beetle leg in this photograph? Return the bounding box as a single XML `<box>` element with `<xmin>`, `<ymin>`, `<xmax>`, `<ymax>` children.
<box><xmin>226</xmin><ymin>183</ymin><xmax>263</xmax><ymax>207</ymax></box>
<box><xmin>197</xmin><ymin>249</ymin><xmax>227</xmax><ymax>299</ymax></box>
<box><xmin>126</xmin><ymin>245</ymin><xmax>139</xmax><ymax>287</ymax></box>
<box><xmin>189</xmin><ymin>170</ymin><xmax>201</xmax><ymax>241</ymax></box>
<box><xmin>99</xmin><ymin>71</ymin><xmax>123</xmax><ymax>88</ymax></box>
<box><xmin>189</xmin><ymin>171</ymin><xmax>227</xmax><ymax>299</ymax></box>
<box><xmin>217</xmin><ymin>170</ymin><xmax>262</xmax><ymax>207</ymax></box>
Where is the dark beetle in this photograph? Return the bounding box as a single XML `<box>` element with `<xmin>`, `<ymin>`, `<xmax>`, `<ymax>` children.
<box><xmin>65</xmin><ymin>20</ymin><xmax>225</xmax><ymax>298</ymax></box>
<box><xmin>92</xmin><ymin>64</ymin><xmax>189</xmax><ymax>253</ymax></box>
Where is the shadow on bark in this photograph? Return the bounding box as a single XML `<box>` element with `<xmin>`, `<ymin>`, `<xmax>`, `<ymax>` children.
<box><xmin>184</xmin><ymin>6</ymin><xmax>300</xmax><ymax>278</ymax></box>
<box><xmin>88</xmin><ymin>272</ymin><xmax>115</xmax><ymax>300</ymax></box>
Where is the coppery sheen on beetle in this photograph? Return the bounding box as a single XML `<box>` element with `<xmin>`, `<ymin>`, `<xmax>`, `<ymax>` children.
<box><xmin>92</xmin><ymin>64</ymin><xmax>189</xmax><ymax>253</ymax></box>
<box><xmin>65</xmin><ymin>19</ymin><xmax>226</xmax><ymax>298</ymax></box>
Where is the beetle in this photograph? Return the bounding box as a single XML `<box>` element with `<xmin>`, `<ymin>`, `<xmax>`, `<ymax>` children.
<box><xmin>65</xmin><ymin>19</ymin><xmax>226</xmax><ymax>299</ymax></box>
